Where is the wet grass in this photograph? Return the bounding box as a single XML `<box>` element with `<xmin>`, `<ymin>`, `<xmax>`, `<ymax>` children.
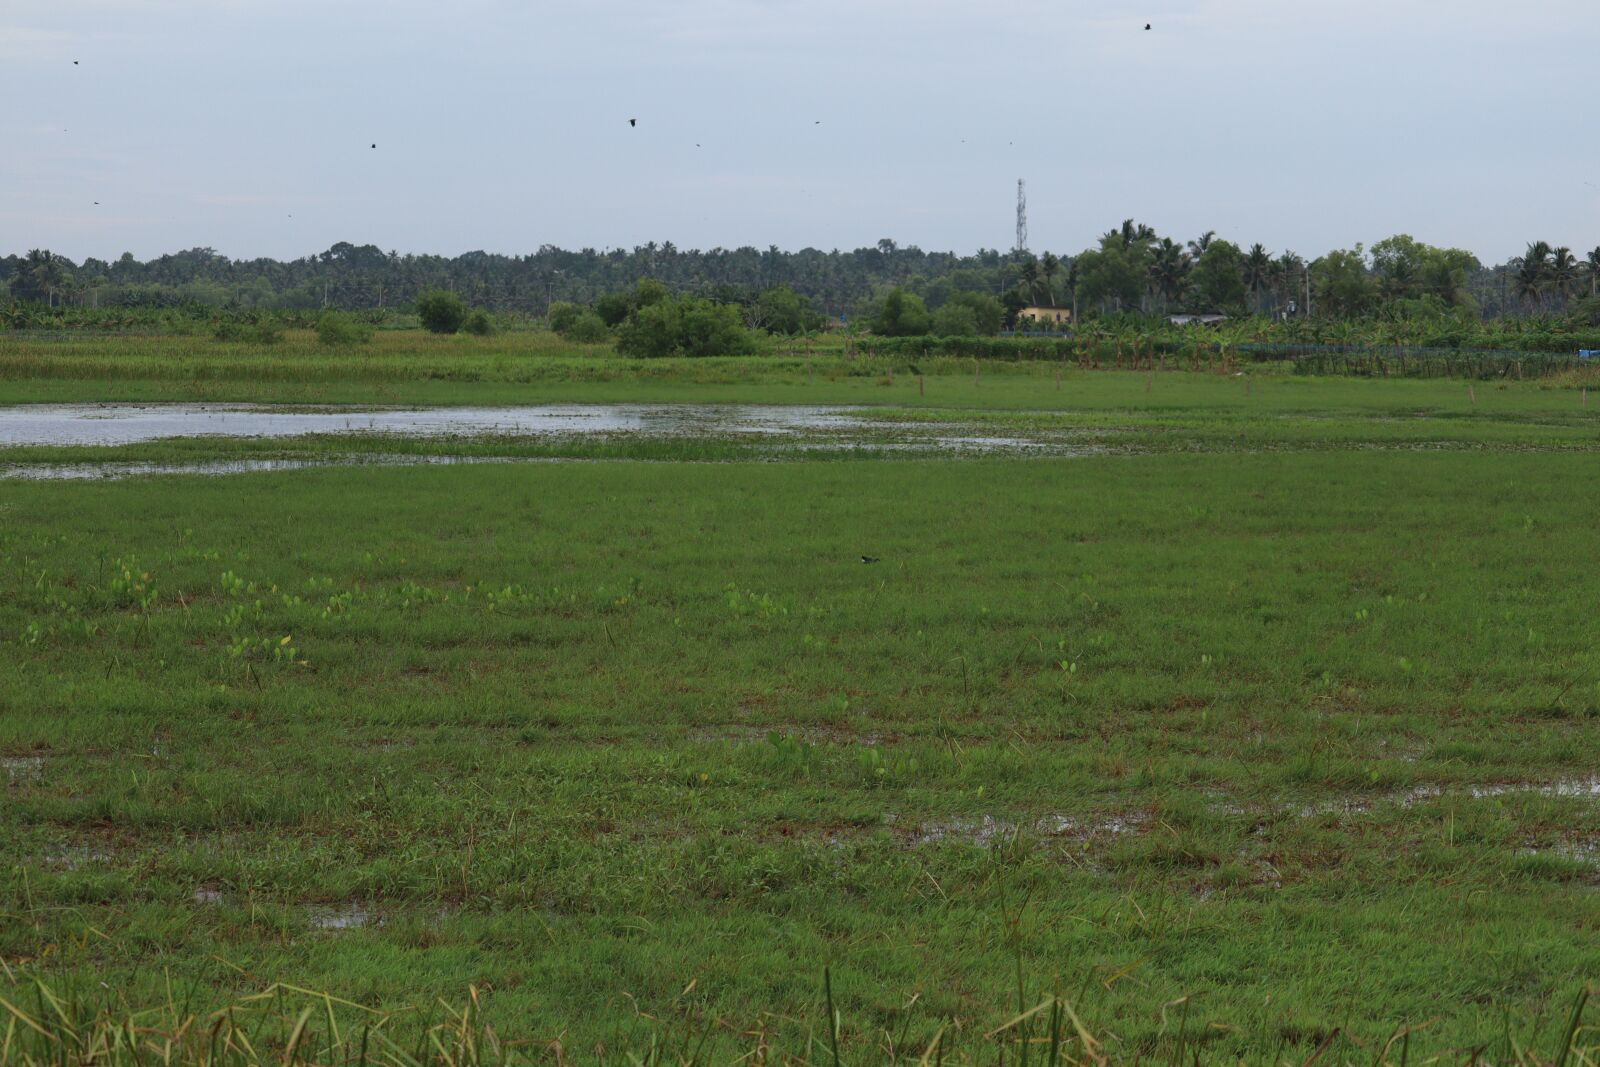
<box><xmin>2</xmin><ymin>447</ymin><xmax>1599</xmax><ymax>1060</ymax></box>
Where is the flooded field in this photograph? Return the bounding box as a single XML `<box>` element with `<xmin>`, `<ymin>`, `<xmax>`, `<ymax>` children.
<box><xmin>0</xmin><ymin>402</ymin><xmax>1067</xmax><ymax>477</ymax></box>
<box><xmin>0</xmin><ymin>403</ymin><xmax>858</xmax><ymax>447</ymax></box>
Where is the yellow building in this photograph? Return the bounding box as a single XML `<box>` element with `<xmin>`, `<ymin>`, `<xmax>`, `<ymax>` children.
<box><xmin>1018</xmin><ymin>306</ymin><xmax>1072</xmax><ymax>325</ymax></box>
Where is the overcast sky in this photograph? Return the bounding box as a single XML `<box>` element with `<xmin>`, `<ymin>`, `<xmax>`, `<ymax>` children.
<box><xmin>3</xmin><ymin>0</ymin><xmax>1597</xmax><ymax>265</ymax></box>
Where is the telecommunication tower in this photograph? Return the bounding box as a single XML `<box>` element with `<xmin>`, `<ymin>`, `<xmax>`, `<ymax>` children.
<box><xmin>1015</xmin><ymin>179</ymin><xmax>1028</xmax><ymax>253</ymax></box>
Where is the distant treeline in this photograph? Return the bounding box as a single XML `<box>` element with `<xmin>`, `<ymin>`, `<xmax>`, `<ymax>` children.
<box><xmin>5</xmin><ymin>226</ymin><xmax>1599</xmax><ymax>325</ymax></box>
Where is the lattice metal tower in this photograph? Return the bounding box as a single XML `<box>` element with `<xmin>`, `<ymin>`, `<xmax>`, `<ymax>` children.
<box><xmin>1014</xmin><ymin>179</ymin><xmax>1028</xmax><ymax>253</ymax></box>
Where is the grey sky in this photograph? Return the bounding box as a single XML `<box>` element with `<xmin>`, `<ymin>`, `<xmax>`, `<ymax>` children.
<box><xmin>3</xmin><ymin>0</ymin><xmax>1596</xmax><ymax>265</ymax></box>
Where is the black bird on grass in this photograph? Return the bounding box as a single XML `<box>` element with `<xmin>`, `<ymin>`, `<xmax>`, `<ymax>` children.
<box><xmin>860</xmin><ymin>555</ymin><xmax>880</xmax><ymax>564</ymax></box>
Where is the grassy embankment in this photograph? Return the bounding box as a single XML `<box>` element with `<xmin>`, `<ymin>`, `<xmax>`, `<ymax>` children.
<box><xmin>4</xmin><ymin>329</ymin><xmax>1600</xmax><ymax>408</ymax></box>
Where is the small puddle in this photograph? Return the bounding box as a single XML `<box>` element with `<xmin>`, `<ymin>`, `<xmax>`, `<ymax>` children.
<box><xmin>890</xmin><ymin>811</ymin><xmax>1145</xmax><ymax>847</ymax></box>
<box><xmin>0</xmin><ymin>454</ymin><xmax>532</xmax><ymax>481</ymax></box>
<box><xmin>1289</xmin><ymin>777</ymin><xmax>1600</xmax><ymax>819</ymax></box>
<box><xmin>1400</xmin><ymin>778</ymin><xmax>1600</xmax><ymax>804</ymax></box>
<box><xmin>1518</xmin><ymin>841</ymin><xmax>1600</xmax><ymax>867</ymax></box>
<box><xmin>689</xmin><ymin>725</ymin><xmax>887</xmax><ymax>746</ymax></box>
<box><xmin>3</xmin><ymin>756</ymin><xmax>45</xmax><ymax>781</ymax></box>
<box><xmin>307</xmin><ymin>903</ymin><xmax>374</xmax><ymax>930</ymax></box>
<box><xmin>43</xmin><ymin>846</ymin><xmax>112</xmax><ymax>870</ymax></box>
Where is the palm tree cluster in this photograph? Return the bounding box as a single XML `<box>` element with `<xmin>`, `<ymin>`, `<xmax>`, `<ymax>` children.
<box><xmin>1512</xmin><ymin>241</ymin><xmax>1598</xmax><ymax>310</ymax></box>
<box><xmin>6</xmin><ymin>249</ymin><xmax>70</xmax><ymax>304</ymax></box>
<box><xmin>1009</xmin><ymin>253</ymin><xmax>1065</xmax><ymax>306</ymax></box>
<box><xmin>1068</xmin><ymin>220</ymin><xmax>1307</xmax><ymax>316</ymax></box>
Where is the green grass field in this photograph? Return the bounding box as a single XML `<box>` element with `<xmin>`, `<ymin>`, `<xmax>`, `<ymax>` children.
<box><xmin>1</xmin><ymin>335</ymin><xmax>1597</xmax><ymax>1065</ymax></box>
<box><xmin>4</xmin><ymin>329</ymin><xmax>1599</xmax><ymax>410</ymax></box>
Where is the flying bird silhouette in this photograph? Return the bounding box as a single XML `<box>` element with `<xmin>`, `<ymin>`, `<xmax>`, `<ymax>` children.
<box><xmin>370</xmin><ymin>143</ymin><xmax>376</xmax><ymax>148</ymax></box>
<box><xmin>628</xmin><ymin>118</ymin><xmax>637</xmax><ymax>127</ymax></box>
<box><xmin>1144</xmin><ymin>23</ymin><xmax>1151</xmax><ymax>30</ymax></box>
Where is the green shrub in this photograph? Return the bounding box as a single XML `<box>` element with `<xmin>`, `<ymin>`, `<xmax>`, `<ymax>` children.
<box><xmin>415</xmin><ymin>290</ymin><xmax>467</xmax><ymax>334</ymax></box>
<box><xmin>616</xmin><ymin>296</ymin><xmax>754</xmax><ymax>358</ymax></box>
<box><xmin>315</xmin><ymin>311</ymin><xmax>374</xmax><ymax>346</ymax></box>
<box><xmin>463</xmin><ymin>309</ymin><xmax>493</xmax><ymax>336</ymax></box>
<box><xmin>931</xmin><ymin>303</ymin><xmax>977</xmax><ymax>337</ymax></box>
<box><xmin>945</xmin><ymin>291</ymin><xmax>1005</xmax><ymax>335</ymax></box>
<box><xmin>751</xmin><ymin>285</ymin><xmax>825</xmax><ymax>334</ymax></box>
<box><xmin>596</xmin><ymin>279</ymin><xmax>669</xmax><ymax>327</ymax></box>
<box><xmin>546</xmin><ymin>302</ymin><xmax>581</xmax><ymax>334</ymax></box>
<box><xmin>563</xmin><ymin>310</ymin><xmax>611</xmax><ymax>343</ymax></box>
<box><xmin>871</xmin><ymin>289</ymin><xmax>930</xmax><ymax>336</ymax></box>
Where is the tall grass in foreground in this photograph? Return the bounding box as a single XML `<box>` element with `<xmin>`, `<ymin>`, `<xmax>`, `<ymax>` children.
<box><xmin>0</xmin><ymin>973</ymin><xmax>1592</xmax><ymax>1067</ymax></box>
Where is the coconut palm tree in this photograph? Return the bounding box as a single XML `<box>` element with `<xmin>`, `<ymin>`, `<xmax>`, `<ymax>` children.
<box><xmin>1040</xmin><ymin>253</ymin><xmax>1061</xmax><ymax>306</ymax></box>
<box><xmin>1187</xmin><ymin>231</ymin><xmax>1216</xmax><ymax>260</ymax></box>
<box><xmin>1588</xmin><ymin>247</ymin><xmax>1600</xmax><ymax>296</ymax></box>
<box><xmin>1242</xmin><ymin>244</ymin><xmax>1272</xmax><ymax>313</ymax></box>
<box><xmin>1064</xmin><ymin>259</ymin><xmax>1081</xmax><ymax>324</ymax></box>
<box><xmin>1513</xmin><ymin>241</ymin><xmax>1552</xmax><ymax>311</ymax></box>
<box><xmin>1147</xmin><ymin>238</ymin><xmax>1189</xmax><ymax>311</ymax></box>
<box><xmin>1549</xmin><ymin>247</ymin><xmax>1579</xmax><ymax>307</ymax></box>
<box><xmin>1016</xmin><ymin>258</ymin><xmax>1043</xmax><ymax>306</ymax></box>
<box><xmin>1104</xmin><ymin>219</ymin><xmax>1157</xmax><ymax>252</ymax></box>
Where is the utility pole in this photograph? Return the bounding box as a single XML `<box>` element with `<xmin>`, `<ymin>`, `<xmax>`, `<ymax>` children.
<box><xmin>545</xmin><ymin>269</ymin><xmax>563</xmax><ymax>314</ymax></box>
<box><xmin>322</xmin><ymin>280</ymin><xmax>329</xmax><ymax>308</ymax></box>
<box><xmin>1304</xmin><ymin>266</ymin><xmax>1312</xmax><ymax>319</ymax></box>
